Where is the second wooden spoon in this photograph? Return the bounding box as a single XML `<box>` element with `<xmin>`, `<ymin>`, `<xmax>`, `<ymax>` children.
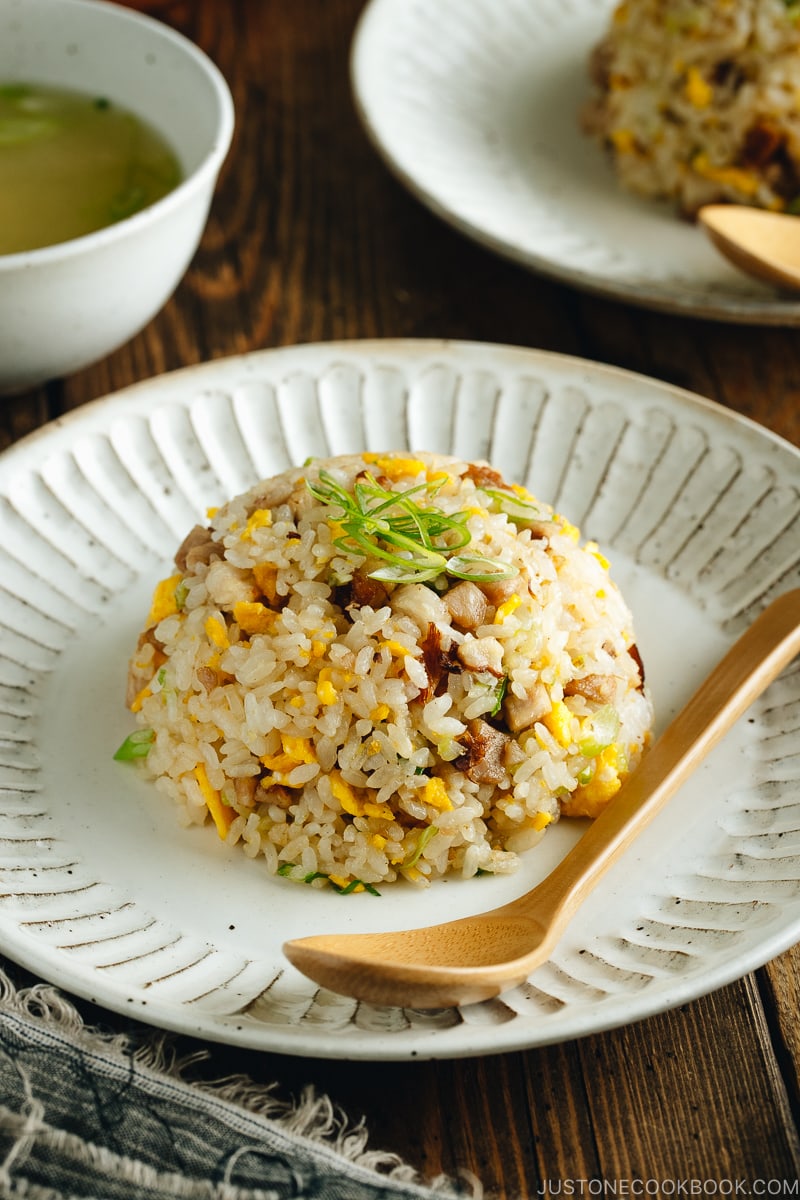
<box><xmin>284</xmin><ymin>590</ymin><xmax>800</xmax><ymax>1009</ymax></box>
<box><xmin>699</xmin><ymin>205</ymin><xmax>800</xmax><ymax>292</ymax></box>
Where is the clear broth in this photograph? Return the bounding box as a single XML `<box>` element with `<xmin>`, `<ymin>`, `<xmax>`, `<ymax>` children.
<box><xmin>0</xmin><ymin>82</ymin><xmax>183</xmax><ymax>254</ymax></box>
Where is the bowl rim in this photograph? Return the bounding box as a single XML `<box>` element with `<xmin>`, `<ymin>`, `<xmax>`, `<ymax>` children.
<box><xmin>0</xmin><ymin>0</ymin><xmax>235</xmax><ymax>271</ymax></box>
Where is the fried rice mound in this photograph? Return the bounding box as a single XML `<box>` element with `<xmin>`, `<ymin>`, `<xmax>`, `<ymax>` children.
<box><xmin>582</xmin><ymin>0</ymin><xmax>800</xmax><ymax>216</ymax></box>
<box><xmin>120</xmin><ymin>452</ymin><xmax>653</xmax><ymax>892</ymax></box>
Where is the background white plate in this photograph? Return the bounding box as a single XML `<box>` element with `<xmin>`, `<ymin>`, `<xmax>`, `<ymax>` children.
<box><xmin>1</xmin><ymin>339</ymin><xmax>799</xmax><ymax>1061</ymax></box>
<box><xmin>350</xmin><ymin>0</ymin><xmax>800</xmax><ymax>326</ymax></box>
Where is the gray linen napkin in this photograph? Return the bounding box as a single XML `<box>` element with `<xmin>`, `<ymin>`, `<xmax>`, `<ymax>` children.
<box><xmin>0</xmin><ymin>968</ymin><xmax>478</xmax><ymax>1200</ymax></box>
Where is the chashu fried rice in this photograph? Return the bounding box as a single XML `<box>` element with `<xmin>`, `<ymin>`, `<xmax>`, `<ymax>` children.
<box><xmin>119</xmin><ymin>452</ymin><xmax>653</xmax><ymax>893</ymax></box>
<box><xmin>582</xmin><ymin>0</ymin><xmax>800</xmax><ymax>217</ymax></box>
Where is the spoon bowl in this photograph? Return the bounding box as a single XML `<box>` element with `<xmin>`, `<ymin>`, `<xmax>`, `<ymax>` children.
<box><xmin>699</xmin><ymin>205</ymin><xmax>800</xmax><ymax>292</ymax></box>
<box><xmin>284</xmin><ymin>590</ymin><xmax>800</xmax><ymax>1008</ymax></box>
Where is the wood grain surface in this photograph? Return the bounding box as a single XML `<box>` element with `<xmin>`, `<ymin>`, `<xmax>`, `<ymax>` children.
<box><xmin>1</xmin><ymin>2</ymin><xmax>799</xmax><ymax>1195</ymax></box>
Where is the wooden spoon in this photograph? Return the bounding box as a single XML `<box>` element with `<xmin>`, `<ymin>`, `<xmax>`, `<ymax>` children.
<box><xmin>699</xmin><ymin>205</ymin><xmax>800</xmax><ymax>292</ymax></box>
<box><xmin>284</xmin><ymin>590</ymin><xmax>800</xmax><ymax>1009</ymax></box>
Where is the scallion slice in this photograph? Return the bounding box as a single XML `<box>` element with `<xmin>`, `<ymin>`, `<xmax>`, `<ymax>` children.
<box><xmin>308</xmin><ymin>468</ymin><xmax>515</xmax><ymax>584</ymax></box>
<box><xmin>404</xmin><ymin>824</ymin><xmax>439</xmax><ymax>868</ymax></box>
<box><xmin>578</xmin><ymin>705</ymin><xmax>620</xmax><ymax>757</ymax></box>
<box><xmin>113</xmin><ymin>728</ymin><xmax>154</xmax><ymax>761</ymax></box>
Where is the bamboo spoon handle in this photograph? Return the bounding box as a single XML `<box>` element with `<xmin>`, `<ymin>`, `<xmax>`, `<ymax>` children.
<box><xmin>513</xmin><ymin>590</ymin><xmax>800</xmax><ymax>937</ymax></box>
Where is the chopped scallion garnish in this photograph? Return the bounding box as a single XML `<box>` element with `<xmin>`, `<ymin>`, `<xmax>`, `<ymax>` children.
<box><xmin>276</xmin><ymin>861</ymin><xmax>380</xmax><ymax>895</ymax></box>
<box><xmin>404</xmin><ymin>824</ymin><xmax>439</xmax><ymax>868</ymax></box>
<box><xmin>113</xmin><ymin>728</ymin><xmax>154</xmax><ymax>761</ymax></box>
<box><xmin>489</xmin><ymin>676</ymin><xmax>508</xmax><ymax>717</ymax></box>
<box><xmin>482</xmin><ymin>487</ymin><xmax>548</xmax><ymax>524</ymax></box>
<box><xmin>307</xmin><ymin>469</ymin><xmax>516</xmax><ymax>585</ymax></box>
<box><xmin>578</xmin><ymin>705</ymin><xmax>620</xmax><ymax>757</ymax></box>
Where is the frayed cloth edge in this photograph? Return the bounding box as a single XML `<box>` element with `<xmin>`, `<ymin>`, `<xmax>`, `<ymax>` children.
<box><xmin>0</xmin><ymin>968</ymin><xmax>483</xmax><ymax>1199</ymax></box>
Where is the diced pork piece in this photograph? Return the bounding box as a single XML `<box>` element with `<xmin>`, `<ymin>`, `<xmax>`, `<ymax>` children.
<box><xmin>480</xmin><ymin>574</ymin><xmax>522</xmax><ymax>607</ymax></box>
<box><xmin>457</xmin><ymin>634</ymin><xmax>504</xmax><ymax>677</ymax></box>
<box><xmin>444</xmin><ymin>580</ymin><xmax>487</xmax><ymax>630</ymax></box>
<box><xmin>205</xmin><ymin>560</ymin><xmax>260</xmax><ymax>607</ymax></box>
<box><xmin>349</xmin><ymin>570</ymin><xmax>389</xmax><ymax>611</ymax></box>
<box><xmin>503</xmin><ymin>682</ymin><xmax>550</xmax><ymax>731</ymax></box>
<box><xmin>260</xmin><ymin>782</ymin><xmax>294</xmax><ymax>808</ymax></box>
<box><xmin>174</xmin><ymin>524</ymin><xmax>218</xmax><ymax>571</ymax></box>
<box><xmin>628</xmin><ymin>643</ymin><xmax>645</xmax><ymax>687</ymax></box>
<box><xmin>458</xmin><ymin>718</ymin><xmax>511</xmax><ymax>784</ymax></box>
<box><xmin>286</xmin><ymin>482</ymin><xmax>315</xmax><ymax>521</ymax></box>
<box><xmin>564</xmin><ymin>673</ymin><xmax>618</xmax><ymax>704</ymax></box>
<box><xmin>196</xmin><ymin>666</ymin><xmax>218</xmax><ymax>694</ymax></box>
<box><xmin>234</xmin><ymin>776</ymin><xmax>258</xmax><ymax>807</ymax></box>
<box><xmin>246</xmin><ymin>477</ymin><xmax>295</xmax><ymax>511</ymax></box>
<box><xmin>463</xmin><ymin>462</ymin><xmax>506</xmax><ymax>489</ymax></box>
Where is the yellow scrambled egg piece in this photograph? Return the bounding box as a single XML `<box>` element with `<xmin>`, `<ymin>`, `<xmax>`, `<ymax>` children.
<box><xmin>241</xmin><ymin>509</ymin><xmax>272</xmax><ymax>540</ymax></box>
<box><xmin>684</xmin><ymin>66</ymin><xmax>712</xmax><ymax>109</ymax></box>
<box><xmin>362</xmin><ymin>453</ymin><xmax>426</xmax><ymax>479</ymax></box>
<box><xmin>422</xmin><ymin>777</ymin><xmax>453</xmax><ymax>812</ymax></box>
<box><xmin>147</xmin><ymin>574</ymin><xmax>183</xmax><ymax>626</ymax></box>
<box><xmin>542</xmin><ymin>699</ymin><xmax>574</xmax><ymax>748</ymax></box>
<box><xmin>692</xmin><ymin>153</ymin><xmax>760</xmax><ymax>196</ymax></box>
<box><xmin>204</xmin><ymin>616</ymin><xmax>229</xmax><ymax>650</ymax></box>
<box><xmin>562</xmin><ymin>744</ymin><xmax>625</xmax><ymax>818</ymax></box>
<box><xmin>262</xmin><ymin>735</ymin><xmax>317</xmax><ymax>779</ymax></box>
<box><xmin>233</xmin><ymin>601</ymin><xmax>277</xmax><ymax>635</ymax></box>
<box><xmin>494</xmin><ymin>594</ymin><xmax>522</xmax><ymax>623</ymax></box>
<box><xmin>253</xmin><ymin>563</ymin><xmax>279</xmax><ymax>604</ymax></box>
<box><xmin>330</xmin><ymin>775</ymin><xmax>361</xmax><ymax>815</ymax></box>
<box><xmin>610</xmin><ymin>128</ymin><xmax>637</xmax><ymax>154</ymax></box>
<box><xmin>192</xmin><ymin>764</ymin><xmax>236</xmax><ymax>838</ymax></box>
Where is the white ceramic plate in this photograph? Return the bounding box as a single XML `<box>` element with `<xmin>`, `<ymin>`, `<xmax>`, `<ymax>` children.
<box><xmin>1</xmin><ymin>339</ymin><xmax>799</xmax><ymax>1061</ymax></box>
<box><xmin>350</xmin><ymin>0</ymin><xmax>800</xmax><ymax>326</ymax></box>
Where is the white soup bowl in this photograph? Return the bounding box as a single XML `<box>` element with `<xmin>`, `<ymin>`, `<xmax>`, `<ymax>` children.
<box><xmin>0</xmin><ymin>0</ymin><xmax>234</xmax><ymax>393</ymax></box>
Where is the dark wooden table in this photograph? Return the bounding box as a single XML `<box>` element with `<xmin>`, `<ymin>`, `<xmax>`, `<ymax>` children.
<box><xmin>2</xmin><ymin>2</ymin><xmax>799</xmax><ymax>1194</ymax></box>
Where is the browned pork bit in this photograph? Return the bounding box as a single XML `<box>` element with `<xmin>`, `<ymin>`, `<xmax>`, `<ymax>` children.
<box><xmin>233</xmin><ymin>776</ymin><xmax>258</xmax><ymax>807</ymax></box>
<box><xmin>246</xmin><ymin>476</ymin><xmax>295</xmax><ymax>511</ymax></box>
<box><xmin>174</xmin><ymin>524</ymin><xmax>219</xmax><ymax>571</ymax></box>
<box><xmin>479</xmin><ymin>574</ymin><xmax>522</xmax><ymax>607</ymax></box>
<box><xmin>457</xmin><ymin>718</ymin><xmax>511</xmax><ymax>784</ymax></box>
<box><xmin>628</xmin><ymin>642</ymin><xmax>645</xmax><ymax>688</ymax></box>
<box><xmin>260</xmin><ymin>782</ymin><xmax>294</xmax><ymax>808</ymax></box>
<box><xmin>463</xmin><ymin>462</ymin><xmax>506</xmax><ymax>489</ymax></box>
<box><xmin>420</xmin><ymin>622</ymin><xmax>461</xmax><ymax>700</ymax></box>
<box><xmin>457</xmin><ymin>635</ymin><xmax>504</xmax><ymax>677</ymax></box>
<box><xmin>196</xmin><ymin>665</ymin><xmax>218</xmax><ymax>693</ymax></box>
<box><xmin>741</xmin><ymin>120</ymin><xmax>785</xmax><ymax>168</ymax></box>
<box><xmin>563</xmin><ymin>673</ymin><xmax>618</xmax><ymax>704</ymax></box>
<box><xmin>205</xmin><ymin>560</ymin><xmax>260</xmax><ymax>607</ymax></box>
<box><xmin>349</xmin><ymin>570</ymin><xmax>389</xmax><ymax>611</ymax></box>
<box><xmin>586</xmin><ymin>36</ymin><xmax>615</xmax><ymax>91</ymax></box>
<box><xmin>444</xmin><ymin>580</ymin><xmax>488</xmax><ymax>630</ymax></box>
<box><xmin>503</xmin><ymin>682</ymin><xmax>550</xmax><ymax>732</ymax></box>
